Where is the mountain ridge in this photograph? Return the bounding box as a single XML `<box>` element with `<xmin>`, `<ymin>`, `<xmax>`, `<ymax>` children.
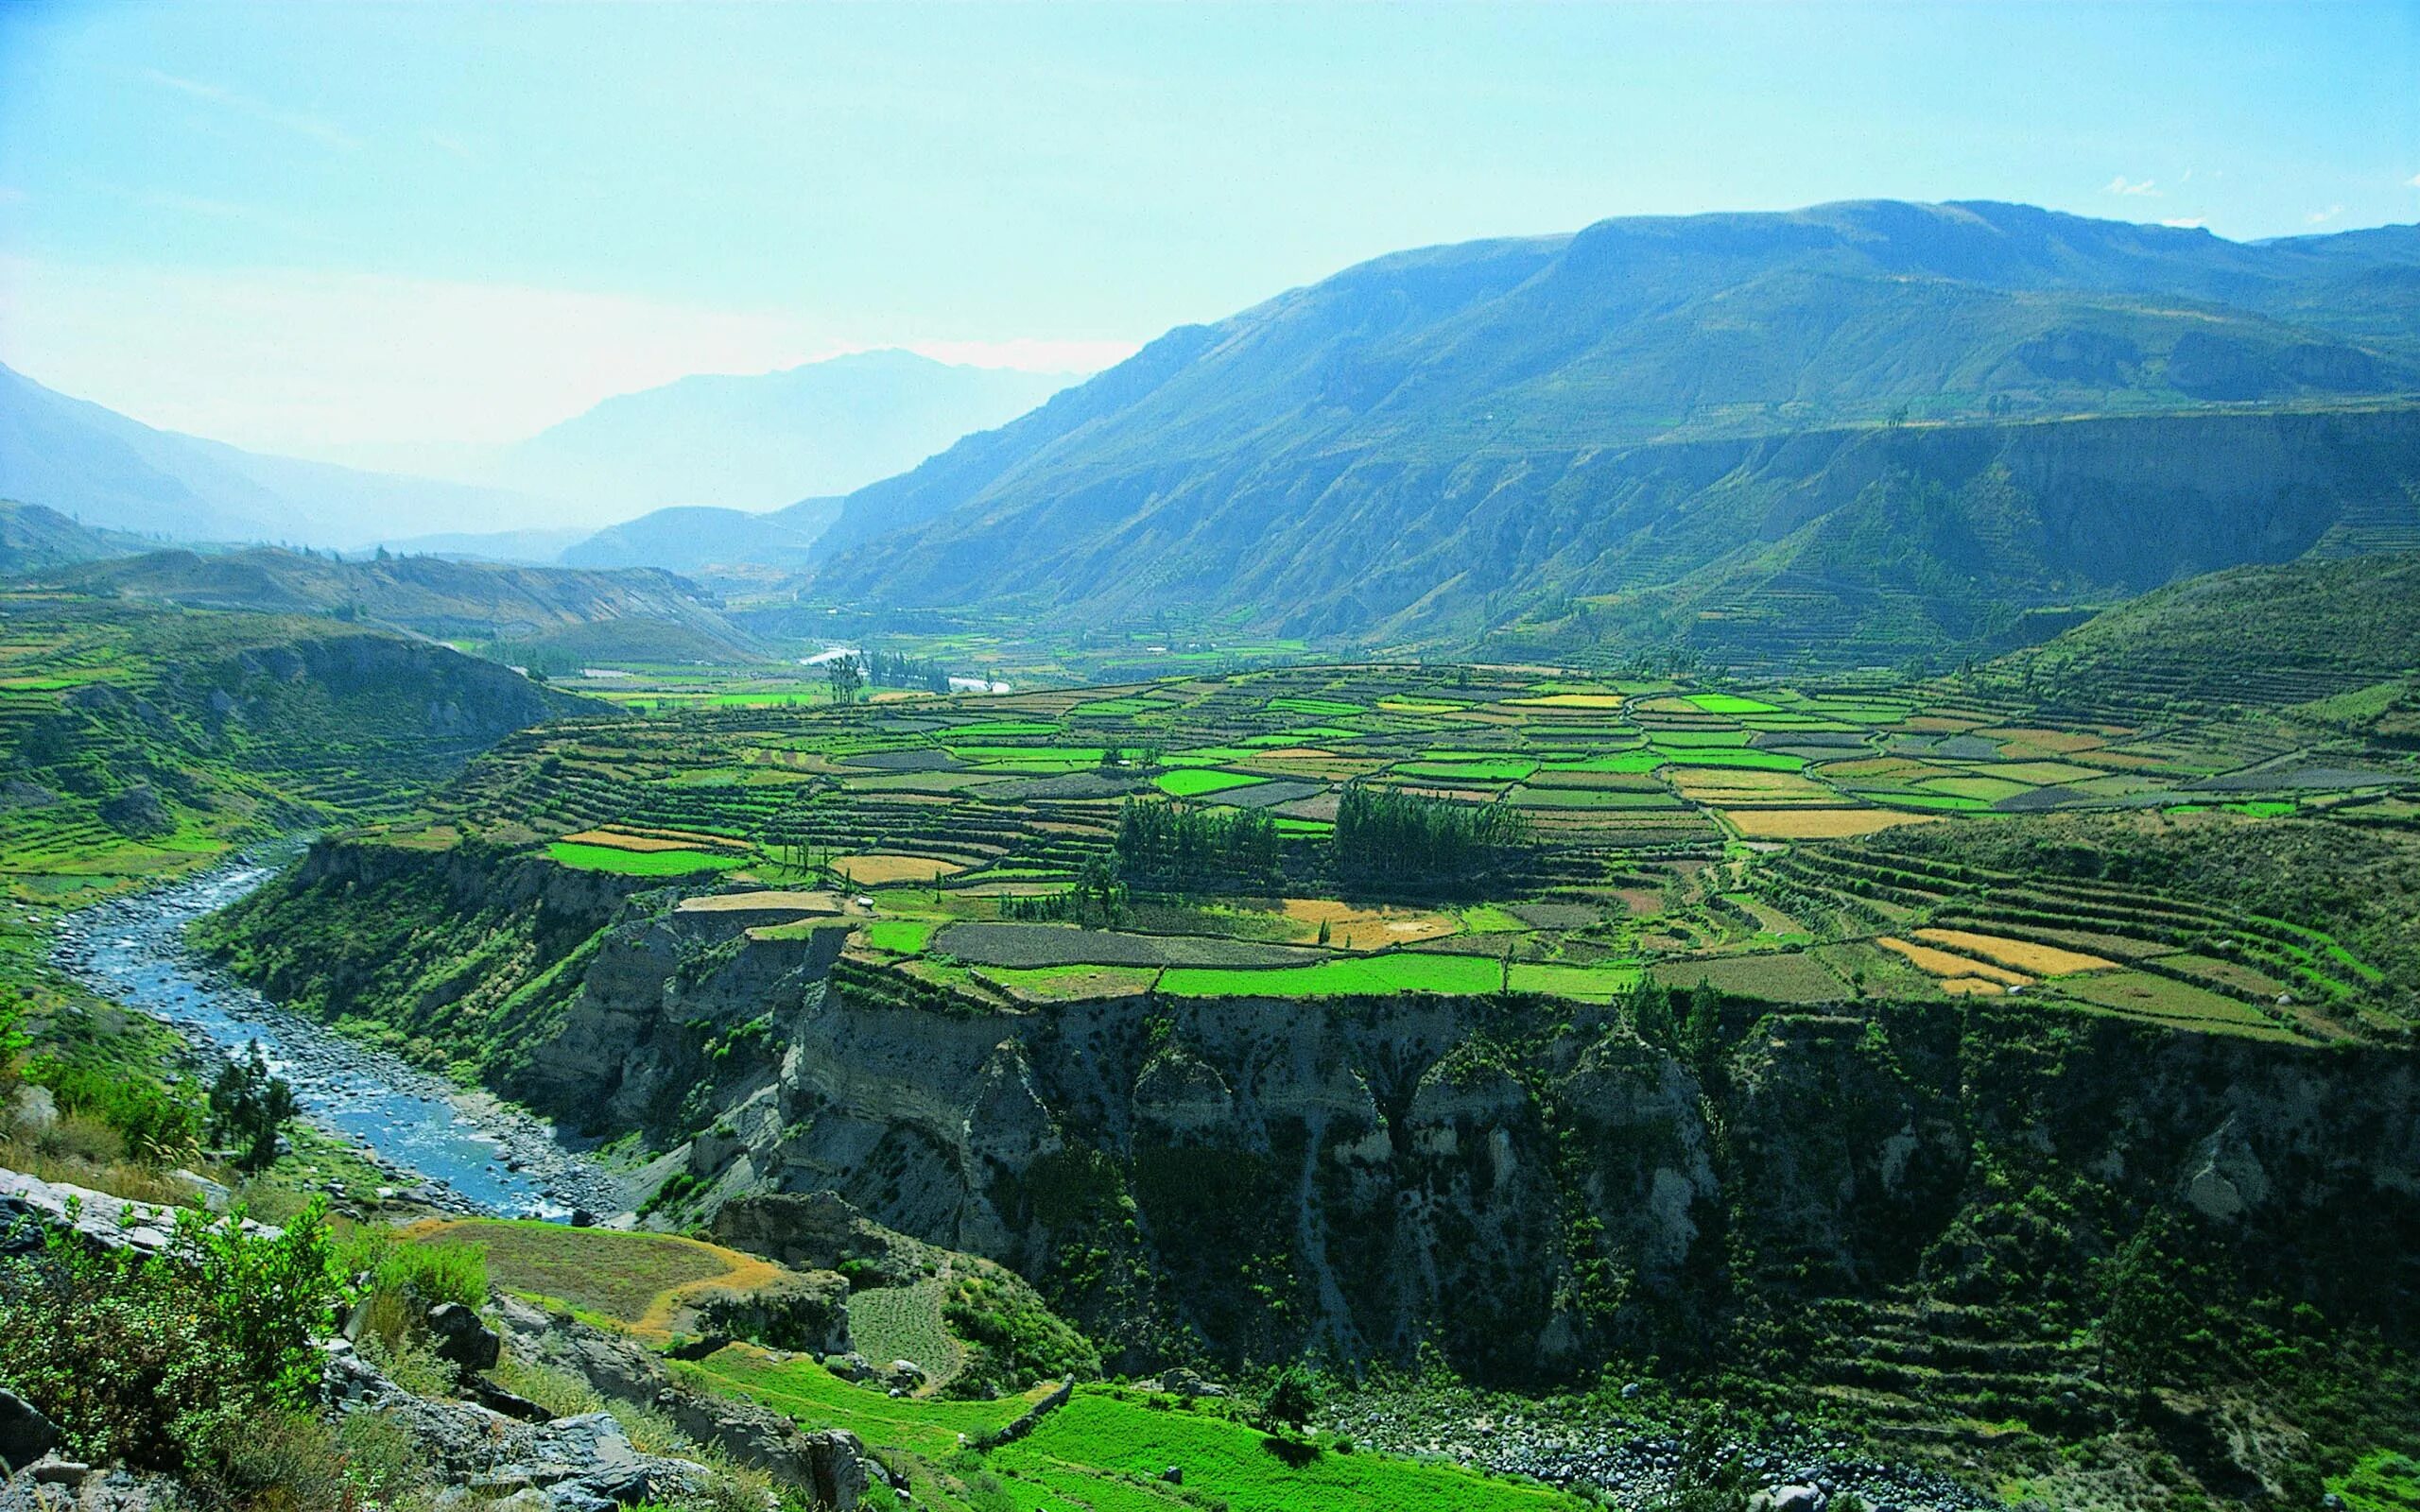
<box><xmin>802</xmin><ymin>200</ymin><xmax>2420</xmax><ymax>663</ymax></box>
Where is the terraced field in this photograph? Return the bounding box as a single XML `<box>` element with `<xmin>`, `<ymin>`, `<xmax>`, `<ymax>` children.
<box><xmin>367</xmin><ymin>662</ymin><xmax>2413</xmax><ymax>1038</ymax></box>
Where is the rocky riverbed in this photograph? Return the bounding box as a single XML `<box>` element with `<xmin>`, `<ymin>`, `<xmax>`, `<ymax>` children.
<box><xmin>48</xmin><ymin>855</ymin><xmax>625</xmax><ymax>1221</ymax></box>
<box><xmin>1321</xmin><ymin>1387</ymin><xmax>1995</xmax><ymax>1512</ymax></box>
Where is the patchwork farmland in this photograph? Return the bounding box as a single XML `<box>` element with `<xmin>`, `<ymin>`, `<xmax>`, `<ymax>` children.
<box><xmin>379</xmin><ymin>662</ymin><xmax>2417</xmax><ymax>1040</ymax></box>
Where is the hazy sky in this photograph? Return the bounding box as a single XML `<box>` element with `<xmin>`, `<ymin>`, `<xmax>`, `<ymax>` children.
<box><xmin>1</xmin><ymin>1</ymin><xmax>2413</xmax><ymax>456</ymax></box>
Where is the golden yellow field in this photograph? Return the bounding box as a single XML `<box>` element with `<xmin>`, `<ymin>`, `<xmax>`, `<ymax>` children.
<box><xmin>1913</xmin><ymin>927</ymin><xmax>2118</xmax><ymax>976</ymax></box>
<box><xmin>675</xmin><ymin>889</ymin><xmax>843</xmax><ymax>915</ymax></box>
<box><xmin>1668</xmin><ymin>769</ymin><xmax>1835</xmax><ymax>803</ymax></box>
<box><xmin>1506</xmin><ymin>693</ymin><xmax>1624</xmax><ymax>709</ymax></box>
<box><xmin>833</xmin><ymin>854</ymin><xmax>966</xmax><ymax>885</ymax></box>
<box><xmin>1938</xmin><ymin>976</ymin><xmax>2007</xmax><ymax>996</ymax></box>
<box><xmin>1279</xmin><ymin>898</ymin><xmax>1461</xmax><ymax>950</ymax></box>
<box><xmin>1719</xmin><ymin>808</ymin><xmax>1938</xmax><ymax>839</ymax></box>
<box><xmin>1877</xmin><ymin>936</ymin><xmax>2031</xmax><ymax>986</ymax></box>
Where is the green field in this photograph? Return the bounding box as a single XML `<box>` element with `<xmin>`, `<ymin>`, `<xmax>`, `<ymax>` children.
<box><xmin>1157</xmin><ymin>768</ymin><xmax>1269</xmax><ymax>798</ymax></box>
<box><xmin>994</xmin><ymin>1392</ymin><xmax>1586</xmax><ymax>1512</ymax></box>
<box><xmin>408</xmin><ymin>1217</ymin><xmax>757</xmax><ymax>1326</ymax></box>
<box><xmin>846</xmin><ymin>1280</ymin><xmax>965</xmax><ymax>1383</ymax></box>
<box><xmin>1160</xmin><ymin>952</ymin><xmax>1505</xmax><ymax>998</ymax></box>
<box><xmin>544</xmin><ymin>840</ymin><xmax>744</xmax><ymax>875</ymax></box>
<box><xmin>683</xmin><ymin>1358</ymin><xmax>1586</xmax><ymax>1512</ymax></box>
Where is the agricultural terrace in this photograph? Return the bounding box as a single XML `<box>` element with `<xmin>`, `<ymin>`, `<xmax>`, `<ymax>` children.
<box><xmin>385</xmin><ymin>662</ymin><xmax>2417</xmax><ymax>1041</ymax></box>
<box><xmin>686</xmin><ymin>1349</ymin><xmax>1591</xmax><ymax>1512</ymax></box>
<box><xmin>404</xmin><ymin>1215</ymin><xmax>1586</xmax><ymax>1512</ymax></box>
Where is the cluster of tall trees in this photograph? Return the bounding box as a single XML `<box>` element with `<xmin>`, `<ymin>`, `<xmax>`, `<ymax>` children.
<box><xmin>864</xmin><ymin>649</ymin><xmax>954</xmax><ymax>694</ymax></box>
<box><xmin>1114</xmin><ymin>798</ymin><xmax>1281</xmax><ymax>891</ymax></box>
<box><xmin>1331</xmin><ymin>782</ymin><xmax>1531</xmax><ymax>895</ymax></box>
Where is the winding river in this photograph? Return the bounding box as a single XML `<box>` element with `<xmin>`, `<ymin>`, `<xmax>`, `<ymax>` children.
<box><xmin>49</xmin><ymin>857</ymin><xmax>621</xmax><ymax>1220</ymax></box>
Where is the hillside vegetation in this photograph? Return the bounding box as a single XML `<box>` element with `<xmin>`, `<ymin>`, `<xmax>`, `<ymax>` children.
<box><xmin>39</xmin><ymin>545</ymin><xmax>765</xmax><ymax>664</ymax></box>
<box><xmin>804</xmin><ymin>202</ymin><xmax>2420</xmax><ymax>663</ymax></box>
<box><xmin>0</xmin><ymin>500</ymin><xmax>160</xmax><ymax>576</ymax></box>
<box><xmin>0</xmin><ymin>593</ymin><xmax>589</xmax><ymax>898</ymax></box>
<box><xmin>1979</xmin><ymin>550</ymin><xmax>2420</xmax><ymax>716</ymax></box>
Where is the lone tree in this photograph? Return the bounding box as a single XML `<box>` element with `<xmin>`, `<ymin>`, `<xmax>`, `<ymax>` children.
<box><xmin>825</xmin><ymin>653</ymin><xmax>866</xmax><ymax>706</ymax></box>
<box><xmin>209</xmin><ymin>1040</ymin><xmax>299</xmax><ymax>1174</ymax></box>
<box><xmin>1256</xmin><ymin>1366</ymin><xmax>1322</xmax><ymax>1432</ymax></box>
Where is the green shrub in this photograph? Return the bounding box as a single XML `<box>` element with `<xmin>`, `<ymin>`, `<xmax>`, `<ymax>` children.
<box><xmin>942</xmin><ymin>1271</ymin><xmax>1102</xmax><ymax>1395</ymax></box>
<box><xmin>1115</xmin><ymin>799</ymin><xmax>1281</xmax><ymax>892</ymax></box>
<box><xmin>24</xmin><ymin>1057</ymin><xmax>203</xmax><ymax>1166</ymax></box>
<box><xmin>0</xmin><ymin>1195</ymin><xmax>347</xmax><ymax>1472</ymax></box>
<box><xmin>337</xmin><ymin>1225</ymin><xmax>489</xmax><ymax>1311</ymax></box>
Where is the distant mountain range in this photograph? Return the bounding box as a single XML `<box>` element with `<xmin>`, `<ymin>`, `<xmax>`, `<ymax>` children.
<box><xmin>339</xmin><ymin>349</ymin><xmax>1078</xmax><ymax>520</ymax></box>
<box><xmin>804</xmin><ymin>200</ymin><xmax>2420</xmax><ymax>666</ymax></box>
<box><xmin>0</xmin><ymin>362</ymin><xmax>544</xmax><ymax>545</ymax></box>
<box><xmin>558</xmin><ymin>498</ymin><xmax>844</xmax><ymax>574</ymax></box>
<box><xmin>0</xmin><ymin>350</ymin><xmax>1077</xmax><ymax>554</ymax></box>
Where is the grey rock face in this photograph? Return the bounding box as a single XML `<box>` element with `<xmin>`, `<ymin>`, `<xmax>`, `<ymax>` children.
<box><xmin>0</xmin><ymin>1389</ymin><xmax>59</xmax><ymax>1474</ymax></box>
<box><xmin>426</xmin><ymin>1301</ymin><xmax>504</xmax><ymax>1372</ymax></box>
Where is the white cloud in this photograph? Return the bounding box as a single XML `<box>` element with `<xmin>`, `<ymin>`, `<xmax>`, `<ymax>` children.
<box><xmin>2408</xmin><ymin>171</ymin><xmax>2420</xmax><ymax>188</ymax></box>
<box><xmin>2160</xmin><ymin>217</ymin><xmax>2206</xmax><ymax>230</ymax></box>
<box><xmin>142</xmin><ymin>69</ymin><xmax>360</xmax><ymax>151</ymax></box>
<box><xmin>2307</xmin><ymin>203</ymin><xmax>2346</xmax><ymax>225</ymax></box>
<box><xmin>2104</xmin><ymin>175</ymin><xmax>2160</xmax><ymax>197</ymax></box>
<box><xmin>0</xmin><ymin>258</ymin><xmax>1130</xmax><ymax>455</ymax></box>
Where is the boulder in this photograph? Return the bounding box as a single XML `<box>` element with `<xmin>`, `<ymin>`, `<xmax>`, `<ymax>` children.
<box><xmin>0</xmin><ymin>1388</ymin><xmax>59</xmax><ymax>1472</ymax></box>
<box><xmin>427</xmin><ymin>1301</ymin><xmax>504</xmax><ymax>1372</ymax></box>
<box><xmin>0</xmin><ymin>1463</ymin><xmax>175</xmax><ymax>1512</ymax></box>
<box><xmin>1748</xmin><ymin>1486</ymin><xmax>1824</xmax><ymax>1512</ymax></box>
<box><xmin>676</xmin><ymin>1267</ymin><xmax>851</xmax><ymax>1354</ymax></box>
<box><xmin>475</xmin><ymin>1414</ymin><xmax>709</xmax><ymax>1508</ymax></box>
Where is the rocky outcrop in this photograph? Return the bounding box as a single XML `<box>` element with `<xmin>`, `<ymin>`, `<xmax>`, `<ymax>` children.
<box><xmin>320</xmin><ymin>1340</ymin><xmax>713</xmax><ymax>1510</ymax></box>
<box><xmin>676</xmin><ymin>1268</ymin><xmax>851</xmax><ymax>1355</ymax></box>
<box><xmin>0</xmin><ymin>1390</ymin><xmax>58</xmax><ymax>1476</ymax></box>
<box><xmin>0</xmin><ymin>1169</ymin><xmax>278</xmax><ymax>1258</ymax></box>
<box><xmin>488</xmin><ymin>1296</ymin><xmax>880</xmax><ymax>1505</ymax></box>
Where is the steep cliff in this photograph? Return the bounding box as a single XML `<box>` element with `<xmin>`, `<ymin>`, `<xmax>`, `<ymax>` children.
<box><xmin>205</xmin><ymin>840</ymin><xmax>2420</xmax><ymax>1416</ymax></box>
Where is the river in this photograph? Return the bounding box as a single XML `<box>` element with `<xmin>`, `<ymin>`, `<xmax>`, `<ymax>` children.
<box><xmin>48</xmin><ymin>857</ymin><xmax>623</xmax><ymax>1221</ymax></box>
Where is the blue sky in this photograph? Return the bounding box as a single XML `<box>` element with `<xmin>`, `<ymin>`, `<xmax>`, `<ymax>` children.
<box><xmin>1</xmin><ymin>1</ymin><xmax>2413</xmax><ymax>455</ymax></box>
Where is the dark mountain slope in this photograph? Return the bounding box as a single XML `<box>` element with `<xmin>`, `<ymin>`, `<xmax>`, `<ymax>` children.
<box><xmin>559</xmin><ymin>497</ymin><xmax>842</xmax><ymax>574</ymax></box>
<box><xmin>0</xmin><ymin>596</ymin><xmax>591</xmax><ymax>870</ymax></box>
<box><xmin>805</xmin><ymin>202</ymin><xmax>2420</xmax><ymax>662</ymax></box>
<box><xmin>47</xmin><ymin>546</ymin><xmax>760</xmax><ymax>658</ymax></box>
<box><xmin>0</xmin><ymin>500</ymin><xmax>160</xmax><ymax>576</ymax></box>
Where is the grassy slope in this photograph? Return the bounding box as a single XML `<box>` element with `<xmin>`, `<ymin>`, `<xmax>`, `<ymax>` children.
<box><xmin>1985</xmin><ymin>552</ymin><xmax>2420</xmax><ymax>712</ymax></box>
<box><xmin>687</xmin><ymin>1351</ymin><xmax>1585</xmax><ymax>1512</ymax></box>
